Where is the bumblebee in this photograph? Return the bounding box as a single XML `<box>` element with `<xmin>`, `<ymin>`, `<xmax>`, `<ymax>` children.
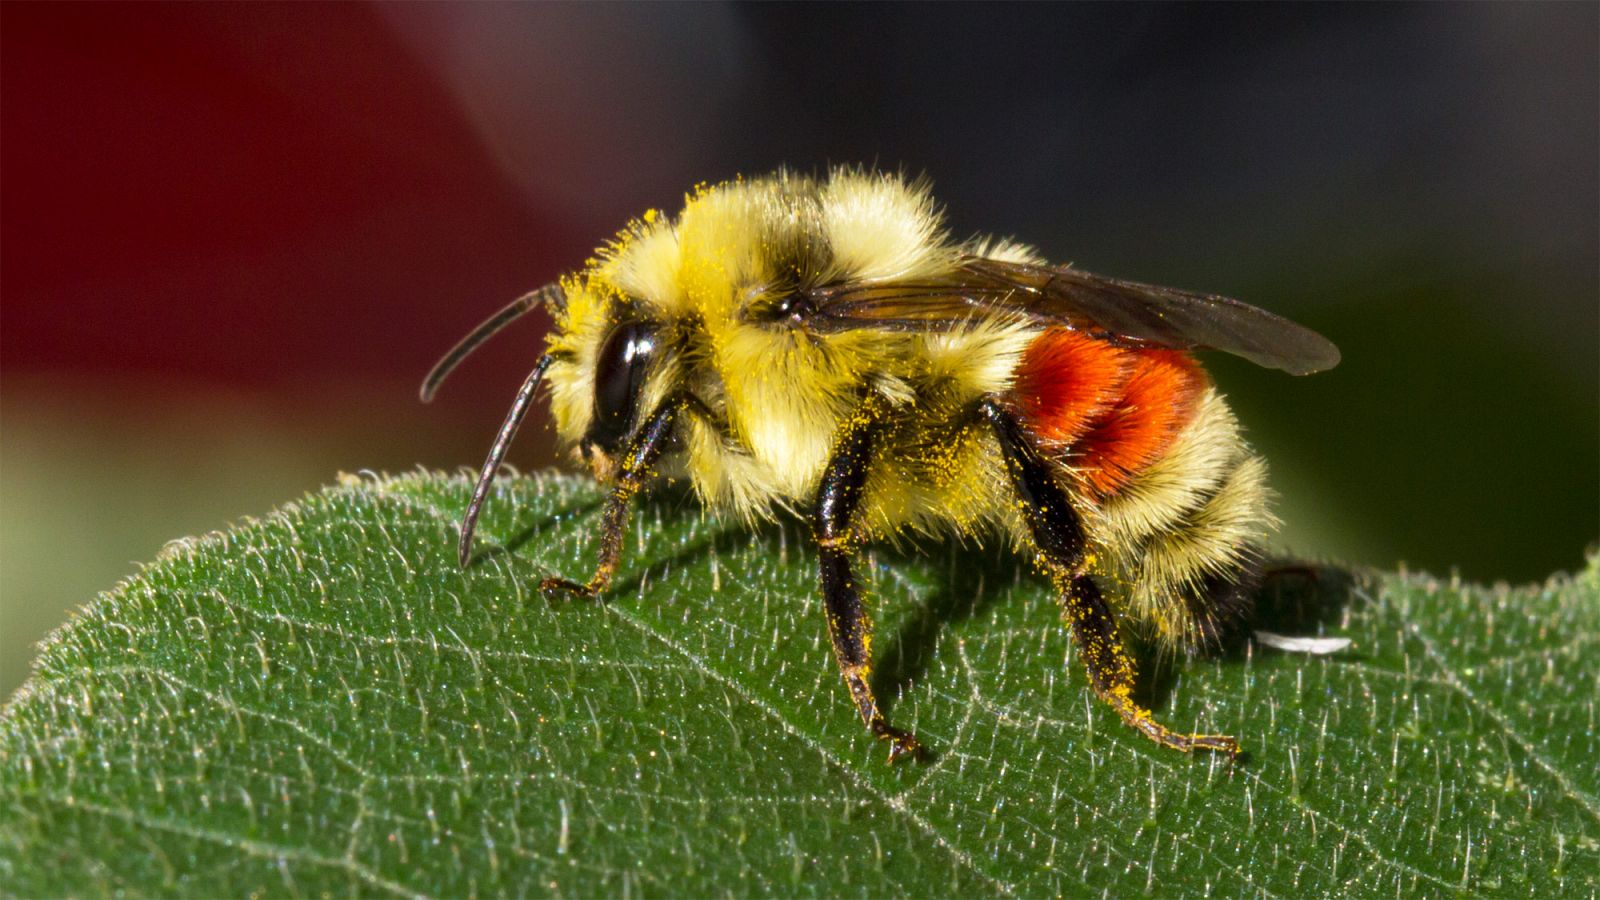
<box><xmin>422</xmin><ymin>169</ymin><xmax>1339</xmax><ymax>761</ymax></box>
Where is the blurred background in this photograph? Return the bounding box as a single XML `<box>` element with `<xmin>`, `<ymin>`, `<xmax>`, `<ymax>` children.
<box><xmin>3</xmin><ymin>3</ymin><xmax>1595</xmax><ymax>700</ymax></box>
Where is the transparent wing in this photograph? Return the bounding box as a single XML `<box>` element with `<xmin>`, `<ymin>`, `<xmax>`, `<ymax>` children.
<box><xmin>803</xmin><ymin>256</ymin><xmax>1340</xmax><ymax>375</ymax></box>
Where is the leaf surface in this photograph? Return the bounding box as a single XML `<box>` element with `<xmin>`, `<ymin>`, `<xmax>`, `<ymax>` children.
<box><xmin>2</xmin><ymin>472</ymin><xmax>1596</xmax><ymax>895</ymax></box>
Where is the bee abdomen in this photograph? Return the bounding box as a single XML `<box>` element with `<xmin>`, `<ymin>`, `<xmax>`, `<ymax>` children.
<box><xmin>1097</xmin><ymin>395</ymin><xmax>1274</xmax><ymax>650</ymax></box>
<box><xmin>1124</xmin><ymin>452</ymin><xmax>1271</xmax><ymax>648</ymax></box>
<box><xmin>1010</xmin><ymin>329</ymin><xmax>1206</xmax><ymax>497</ymax></box>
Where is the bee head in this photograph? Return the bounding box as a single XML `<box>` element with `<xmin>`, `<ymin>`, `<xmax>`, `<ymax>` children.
<box><xmin>542</xmin><ymin>266</ymin><xmax>676</xmax><ymax>481</ymax></box>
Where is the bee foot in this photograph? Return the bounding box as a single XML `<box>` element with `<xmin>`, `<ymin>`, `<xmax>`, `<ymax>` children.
<box><xmin>1126</xmin><ymin>709</ymin><xmax>1241</xmax><ymax>759</ymax></box>
<box><xmin>1182</xmin><ymin>733</ymin><xmax>1242</xmax><ymax>759</ymax></box>
<box><xmin>873</xmin><ymin>724</ymin><xmax>927</xmax><ymax>764</ymax></box>
<box><xmin>539</xmin><ymin>577</ymin><xmax>598</xmax><ymax>601</ymax></box>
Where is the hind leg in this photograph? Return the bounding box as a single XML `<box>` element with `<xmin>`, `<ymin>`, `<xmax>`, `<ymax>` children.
<box><xmin>981</xmin><ymin>399</ymin><xmax>1239</xmax><ymax>757</ymax></box>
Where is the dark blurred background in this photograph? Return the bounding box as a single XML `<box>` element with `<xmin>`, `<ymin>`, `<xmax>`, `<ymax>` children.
<box><xmin>4</xmin><ymin>3</ymin><xmax>1596</xmax><ymax>698</ymax></box>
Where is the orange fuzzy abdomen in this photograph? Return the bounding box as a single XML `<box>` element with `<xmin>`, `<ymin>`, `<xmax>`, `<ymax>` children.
<box><xmin>1010</xmin><ymin>329</ymin><xmax>1206</xmax><ymax>497</ymax></box>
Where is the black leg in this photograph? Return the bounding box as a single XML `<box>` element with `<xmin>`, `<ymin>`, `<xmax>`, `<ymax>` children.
<box><xmin>814</xmin><ymin>395</ymin><xmax>924</xmax><ymax>762</ymax></box>
<box><xmin>541</xmin><ymin>398</ymin><xmax>679</xmax><ymax>598</ymax></box>
<box><xmin>980</xmin><ymin>400</ymin><xmax>1240</xmax><ymax>758</ymax></box>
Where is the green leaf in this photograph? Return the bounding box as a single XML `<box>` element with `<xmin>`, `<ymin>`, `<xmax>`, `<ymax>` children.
<box><xmin>3</xmin><ymin>471</ymin><xmax>1597</xmax><ymax>895</ymax></box>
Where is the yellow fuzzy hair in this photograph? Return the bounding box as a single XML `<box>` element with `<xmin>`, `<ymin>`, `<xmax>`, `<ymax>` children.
<box><xmin>540</xmin><ymin>168</ymin><xmax>1271</xmax><ymax>646</ymax></box>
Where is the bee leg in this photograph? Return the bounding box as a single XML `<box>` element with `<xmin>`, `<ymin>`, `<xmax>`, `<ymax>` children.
<box><xmin>814</xmin><ymin>397</ymin><xmax>925</xmax><ymax>763</ymax></box>
<box><xmin>540</xmin><ymin>400</ymin><xmax>679</xmax><ymax>599</ymax></box>
<box><xmin>980</xmin><ymin>400</ymin><xmax>1240</xmax><ymax>759</ymax></box>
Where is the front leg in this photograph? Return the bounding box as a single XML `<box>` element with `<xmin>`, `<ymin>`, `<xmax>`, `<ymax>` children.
<box><xmin>541</xmin><ymin>399</ymin><xmax>679</xmax><ymax>598</ymax></box>
<box><xmin>815</xmin><ymin>395</ymin><xmax>924</xmax><ymax>763</ymax></box>
<box><xmin>981</xmin><ymin>399</ymin><xmax>1240</xmax><ymax>758</ymax></box>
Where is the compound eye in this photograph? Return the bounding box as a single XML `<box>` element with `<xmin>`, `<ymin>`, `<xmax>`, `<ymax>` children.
<box><xmin>588</xmin><ymin>320</ymin><xmax>658</xmax><ymax>452</ymax></box>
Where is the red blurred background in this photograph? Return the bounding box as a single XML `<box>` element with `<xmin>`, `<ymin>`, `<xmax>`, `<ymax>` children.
<box><xmin>4</xmin><ymin>3</ymin><xmax>1596</xmax><ymax>698</ymax></box>
<box><xmin>7</xmin><ymin>3</ymin><xmax>581</xmax><ymax>407</ymax></box>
